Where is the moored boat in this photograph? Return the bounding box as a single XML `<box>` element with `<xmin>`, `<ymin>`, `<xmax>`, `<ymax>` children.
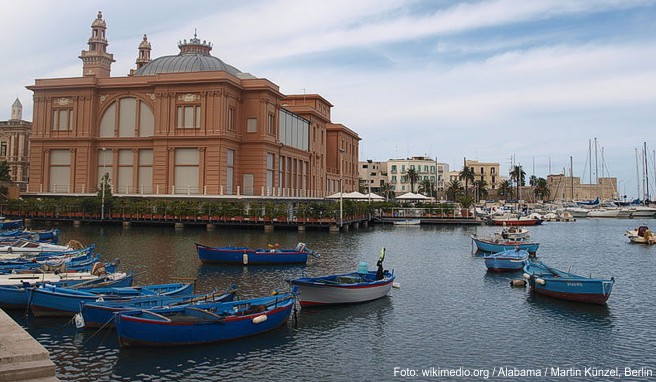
<box><xmin>78</xmin><ymin>285</ymin><xmax>239</xmax><ymax>329</ymax></box>
<box><xmin>114</xmin><ymin>293</ymin><xmax>296</xmax><ymax>347</ymax></box>
<box><xmin>196</xmin><ymin>242</ymin><xmax>319</xmax><ymax>265</ymax></box>
<box><xmin>488</xmin><ymin>215</ymin><xmax>543</xmax><ymax>226</ymax></box>
<box><xmin>287</xmin><ymin>247</ymin><xmax>395</xmax><ymax>307</ymax></box>
<box><xmin>625</xmin><ymin>225</ymin><xmax>656</xmax><ymax>244</ymax></box>
<box><xmin>493</xmin><ymin>227</ymin><xmax>530</xmax><ymax>240</ymax></box>
<box><xmin>29</xmin><ymin>282</ymin><xmax>194</xmax><ymax>317</ymax></box>
<box><xmin>393</xmin><ymin>219</ymin><xmax>421</xmax><ymax>226</ymax></box>
<box><xmin>483</xmin><ymin>249</ymin><xmax>529</xmax><ymax>272</ymax></box>
<box><xmin>471</xmin><ymin>234</ymin><xmax>540</xmax><ymax>255</ymax></box>
<box><xmin>523</xmin><ymin>260</ymin><xmax>615</xmax><ymax>304</ymax></box>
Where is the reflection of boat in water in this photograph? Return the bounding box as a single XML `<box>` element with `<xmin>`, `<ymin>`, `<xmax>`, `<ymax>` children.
<box><xmin>393</xmin><ymin>219</ymin><xmax>421</xmax><ymax>226</ymax></box>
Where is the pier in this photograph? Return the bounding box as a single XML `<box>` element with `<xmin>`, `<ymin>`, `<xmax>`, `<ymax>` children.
<box><xmin>0</xmin><ymin>309</ymin><xmax>59</xmax><ymax>381</ymax></box>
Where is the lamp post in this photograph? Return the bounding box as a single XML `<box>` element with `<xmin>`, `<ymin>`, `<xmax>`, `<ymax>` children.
<box><xmin>339</xmin><ymin>147</ymin><xmax>345</xmax><ymax>227</ymax></box>
<box><xmin>101</xmin><ymin>147</ymin><xmax>107</xmax><ymax>220</ymax></box>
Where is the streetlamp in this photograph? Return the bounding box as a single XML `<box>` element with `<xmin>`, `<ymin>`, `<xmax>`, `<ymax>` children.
<box><xmin>339</xmin><ymin>147</ymin><xmax>345</xmax><ymax>227</ymax></box>
<box><xmin>101</xmin><ymin>147</ymin><xmax>107</xmax><ymax>220</ymax></box>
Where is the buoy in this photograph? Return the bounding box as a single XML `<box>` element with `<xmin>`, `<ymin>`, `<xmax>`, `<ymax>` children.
<box><xmin>392</xmin><ymin>282</ymin><xmax>401</xmax><ymax>289</ymax></box>
<box><xmin>242</xmin><ymin>253</ymin><xmax>248</xmax><ymax>265</ymax></box>
<box><xmin>74</xmin><ymin>313</ymin><xmax>85</xmax><ymax>329</ymax></box>
<box><xmin>510</xmin><ymin>279</ymin><xmax>527</xmax><ymax>287</ymax></box>
<box><xmin>252</xmin><ymin>314</ymin><xmax>268</xmax><ymax>324</ymax></box>
<box><xmin>535</xmin><ymin>278</ymin><xmax>546</xmax><ymax>285</ymax></box>
<box><xmin>522</xmin><ymin>273</ymin><xmax>531</xmax><ymax>280</ymax></box>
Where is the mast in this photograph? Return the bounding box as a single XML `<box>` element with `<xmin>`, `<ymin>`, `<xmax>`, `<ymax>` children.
<box><xmin>570</xmin><ymin>156</ymin><xmax>574</xmax><ymax>200</ymax></box>
<box><xmin>636</xmin><ymin>148</ymin><xmax>641</xmax><ymax>203</ymax></box>
<box><xmin>645</xmin><ymin>142</ymin><xmax>650</xmax><ymax>202</ymax></box>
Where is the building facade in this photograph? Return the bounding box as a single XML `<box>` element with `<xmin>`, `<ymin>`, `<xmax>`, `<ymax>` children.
<box><xmin>358</xmin><ymin>160</ymin><xmax>388</xmax><ymax>194</ymax></box>
<box><xmin>387</xmin><ymin>156</ymin><xmax>439</xmax><ymax>196</ymax></box>
<box><xmin>547</xmin><ymin>174</ymin><xmax>618</xmax><ymax>201</ymax></box>
<box><xmin>0</xmin><ymin>99</ymin><xmax>31</xmax><ymax>189</ymax></box>
<box><xmin>465</xmin><ymin>160</ymin><xmax>501</xmax><ymax>190</ymax></box>
<box><xmin>26</xmin><ymin>12</ymin><xmax>359</xmax><ymax>198</ymax></box>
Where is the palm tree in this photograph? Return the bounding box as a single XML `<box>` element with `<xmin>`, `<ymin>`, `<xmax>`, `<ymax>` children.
<box><xmin>405</xmin><ymin>168</ymin><xmax>420</xmax><ymax>193</ymax></box>
<box><xmin>458</xmin><ymin>159</ymin><xmax>476</xmax><ymax>198</ymax></box>
<box><xmin>419</xmin><ymin>178</ymin><xmax>436</xmax><ymax>198</ymax></box>
<box><xmin>473</xmin><ymin>179</ymin><xmax>489</xmax><ymax>201</ymax></box>
<box><xmin>445</xmin><ymin>179</ymin><xmax>463</xmax><ymax>201</ymax></box>
<box><xmin>497</xmin><ymin>180</ymin><xmax>514</xmax><ymax>200</ymax></box>
<box><xmin>533</xmin><ymin>177</ymin><xmax>551</xmax><ymax>201</ymax></box>
<box><xmin>509</xmin><ymin>165</ymin><xmax>525</xmax><ymax>200</ymax></box>
<box><xmin>0</xmin><ymin>161</ymin><xmax>11</xmax><ymax>182</ymax></box>
<box><xmin>379</xmin><ymin>182</ymin><xmax>395</xmax><ymax>202</ymax></box>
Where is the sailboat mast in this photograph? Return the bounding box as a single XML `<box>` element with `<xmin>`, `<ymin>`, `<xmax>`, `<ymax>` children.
<box><xmin>645</xmin><ymin>142</ymin><xmax>650</xmax><ymax>202</ymax></box>
<box><xmin>570</xmin><ymin>156</ymin><xmax>574</xmax><ymax>200</ymax></box>
<box><xmin>636</xmin><ymin>148</ymin><xmax>641</xmax><ymax>203</ymax></box>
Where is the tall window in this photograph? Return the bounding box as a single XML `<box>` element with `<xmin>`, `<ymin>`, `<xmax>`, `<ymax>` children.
<box><xmin>177</xmin><ymin>105</ymin><xmax>201</xmax><ymax>129</ymax></box>
<box><xmin>174</xmin><ymin>148</ymin><xmax>199</xmax><ymax>194</ymax></box>
<box><xmin>227</xmin><ymin>107</ymin><xmax>235</xmax><ymax>131</ymax></box>
<box><xmin>52</xmin><ymin>109</ymin><xmax>73</xmax><ymax>131</ymax></box>
<box><xmin>117</xmin><ymin>150</ymin><xmax>133</xmax><ymax>194</ymax></box>
<box><xmin>226</xmin><ymin>149</ymin><xmax>234</xmax><ymax>195</ymax></box>
<box><xmin>50</xmin><ymin>150</ymin><xmax>71</xmax><ymax>192</ymax></box>
<box><xmin>266</xmin><ymin>153</ymin><xmax>274</xmax><ymax>193</ymax></box>
<box><xmin>138</xmin><ymin>150</ymin><xmax>153</xmax><ymax>194</ymax></box>
<box><xmin>0</xmin><ymin>142</ymin><xmax>6</xmax><ymax>157</ymax></box>
<box><xmin>267</xmin><ymin>113</ymin><xmax>275</xmax><ymax>135</ymax></box>
<box><xmin>97</xmin><ymin>149</ymin><xmax>113</xmax><ymax>190</ymax></box>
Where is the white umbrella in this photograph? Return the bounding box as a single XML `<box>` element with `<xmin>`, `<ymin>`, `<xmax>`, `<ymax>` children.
<box><xmin>364</xmin><ymin>192</ymin><xmax>385</xmax><ymax>200</ymax></box>
<box><xmin>396</xmin><ymin>192</ymin><xmax>429</xmax><ymax>200</ymax></box>
<box><xmin>344</xmin><ymin>191</ymin><xmax>368</xmax><ymax>200</ymax></box>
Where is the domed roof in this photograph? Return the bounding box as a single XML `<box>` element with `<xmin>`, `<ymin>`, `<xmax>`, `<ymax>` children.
<box><xmin>134</xmin><ymin>34</ymin><xmax>242</xmax><ymax>77</ymax></box>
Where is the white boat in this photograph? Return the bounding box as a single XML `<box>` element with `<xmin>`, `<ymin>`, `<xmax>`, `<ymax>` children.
<box><xmin>0</xmin><ymin>271</ymin><xmax>128</xmax><ymax>286</ymax></box>
<box><xmin>564</xmin><ymin>207</ymin><xmax>589</xmax><ymax>218</ymax></box>
<box><xmin>621</xmin><ymin>206</ymin><xmax>656</xmax><ymax>218</ymax></box>
<box><xmin>493</xmin><ymin>227</ymin><xmax>530</xmax><ymax>240</ymax></box>
<box><xmin>287</xmin><ymin>248</ymin><xmax>396</xmax><ymax>307</ymax></box>
<box><xmin>393</xmin><ymin>219</ymin><xmax>421</xmax><ymax>226</ymax></box>
<box><xmin>0</xmin><ymin>239</ymin><xmax>73</xmax><ymax>258</ymax></box>
<box><xmin>625</xmin><ymin>225</ymin><xmax>656</xmax><ymax>244</ymax></box>
<box><xmin>587</xmin><ymin>208</ymin><xmax>620</xmax><ymax>218</ymax></box>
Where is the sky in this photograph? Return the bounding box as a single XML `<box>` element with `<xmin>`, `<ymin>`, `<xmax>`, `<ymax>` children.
<box><xmin>1</xmin><ymin>0</ymin><xmax>655</xmax><ymax>199</ymax></box>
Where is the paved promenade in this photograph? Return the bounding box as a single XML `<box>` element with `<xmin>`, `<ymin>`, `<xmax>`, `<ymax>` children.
<box><xmin>0</xmin><ymin>309</ymin><xmax>58</xmax><ymax>381</ymax></box>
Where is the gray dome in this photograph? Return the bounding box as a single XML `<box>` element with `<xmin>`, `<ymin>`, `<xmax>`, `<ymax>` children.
<box><xmin>134</xmin><ymin>53</ymin><xmax>242</xmax><ymax>76</ymax></box>
<box><xmin>134</xmin><ymin>34</ymin><xmax>242</xmax><ymax>76</ymax></box>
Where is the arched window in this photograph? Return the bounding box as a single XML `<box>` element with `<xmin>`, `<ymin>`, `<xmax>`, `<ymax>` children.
<box><xmin>99</xmin><ymin>97</ymin><xmax>154</xmax><ymax>137</ymax></box>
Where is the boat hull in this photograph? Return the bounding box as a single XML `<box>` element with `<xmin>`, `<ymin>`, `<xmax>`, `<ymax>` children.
<box><xmin>524</xmin><ymin>261</ymin><xmax>614</xmax><ymax>305</ymax></box>
<box><xmin>290</xmin><ymin>271</ymin><xmax>395</xmax><ymax>307</ymax></box>
<box><xmin>471</xmin><ymin>236</ymin><xmax>539</xmax><ymax>254</ymax></box>
<box><xmin>115</xmin><ymin>295</ymin><xmax>295</xmax><ymax>347</ymax></box>
<box><xmin>29</xmin><ymin>282</ymin><xmax>193</xmax><ymax>317</ymax></box>
<box><xmin>490</xmin><ymin>218</ymin><xmax>543</xmax><ymax>226</ymax></box>
<box><xmin>196</xmin><ymin>243</ymin><xmax>309</xmax><ymax>265</ymax></box>
<box><xmin>483</xmin><ymin>250</ymin><xmax>529</xmax><ymax>272</ymax></box>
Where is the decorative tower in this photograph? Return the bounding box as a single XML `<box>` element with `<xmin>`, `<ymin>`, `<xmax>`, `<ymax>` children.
<box><xmin>178</xmin><ymin>30</ymin><xmax>213</xmax><ymax>55</ymax></box>
<box><xmin>10</xmin><ymin>98</ymin><xmax>22</xmax><ymax>121</ymax></box>
<box><xmin>79</xmin><ymin>11</ymin><xmax>115</xmax><ymax>78</ymax></box>
<box><xmin>135</xmin><ymin>34</ymin><xmax>152</xmax><ymax>69</ymax></box>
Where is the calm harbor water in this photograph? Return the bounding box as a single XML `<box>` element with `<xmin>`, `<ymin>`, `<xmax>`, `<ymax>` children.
<box><xmin>6</xmin><ymin>218</ymin><xmax>656</xmax><ymax>381</ymax></box>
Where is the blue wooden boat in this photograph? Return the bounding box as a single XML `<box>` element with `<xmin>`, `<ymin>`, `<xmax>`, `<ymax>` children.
<box><xmin>0</xmin><ymin>272</ymin><xmax>133</xmax><ymax>309</ymax></box>
<box><xmin>78</xmin><ymin>285</ymin><xmax>239</xmax><ymax>329</ymax></box>
<box><xmin>483</xmin><ymin>249</ymin><xmax>530</xmax><ymax>272</ymax></box>
<box><xmin>0</xmin><ymin>228</ymin><xmax>60</xmax><ymax>244</ymax></box>
<box><xmin>471</xmin><ymin>234</ymin><xmax>539</xmax><ymax>254</ymax></box>
<box><xmin>196</xmin><ymin>242</ymin><xmax>319</xmax><ymax>265</ymax></box>
<box><xmin>0</xmin><ymin>219</ymin><xmax>23</xmax><ymax>231</ymax></box>
<box><xmin>288</xmin><ymin>247</ymin><xmax>396</xmax><ymax>307</ymax></box>
<box><xmin>523</xmin><ymin>260</ymin><xmax>615</xmax><ymax>304</ymax></box>
<box><xmin>29</xmin><ymin>282</ymin><xmax>194</xmax><ymax>317</ymax></box>
<box><xmin>114</xmin><ymin>293</ymin><xmax>296</xmax><ymax>347</ymax></box>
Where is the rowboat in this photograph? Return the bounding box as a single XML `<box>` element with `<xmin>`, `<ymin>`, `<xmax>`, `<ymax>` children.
<box><xmin>114</xmin><ymin>293</ymin><xmax>296</xmax><ymax>347</ymax></box>
<box><xmin>0</xmin><ymin>239</ymin><xmax>75</xmax><ymax>258</ymax></box>
<box><xmin>77</xmin><ymin>285</ymin><xmax>239</xmax><ymax>329</ymax></box>
<box><xmin>0</xmin><ymin>272</ymin><xmax>133</xmax><ymax>309</ymax></box>
<box><xmin>287</xmin><ymin>247</ymin><xmax>396</xmax><ymax>307</ymax></box>
<box><xmin>29</xmin><ymin>282</ymin><xmax>194</xmax><ymax>317</ymax></box>
<box><xmin>196</xmin><ymin>242</ymin><xmax>319</xmax><ymax>265</ymax></box>
<box><xmin>0</xmin><ymin>228</ymin><xmax>60</xmax><ymax>243</ymax></box>
<box><xmin>0</xmin><ymin>219</ymin><xmax>24</xmax><ymax>231</ymax></box>
<box><xmin>483</xmin><ymin>249</ymin><xmax>529</xmax><ymax>272</ymax></box>
<box><xmin>523</xmin><ymin>260</ymin><xmax>615</xmax><ymax>304</ymax></box>
<box><xmin>471</xmin><ymin>234</ymin><xmax>540</xmax><ymax>254</ymax></box>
